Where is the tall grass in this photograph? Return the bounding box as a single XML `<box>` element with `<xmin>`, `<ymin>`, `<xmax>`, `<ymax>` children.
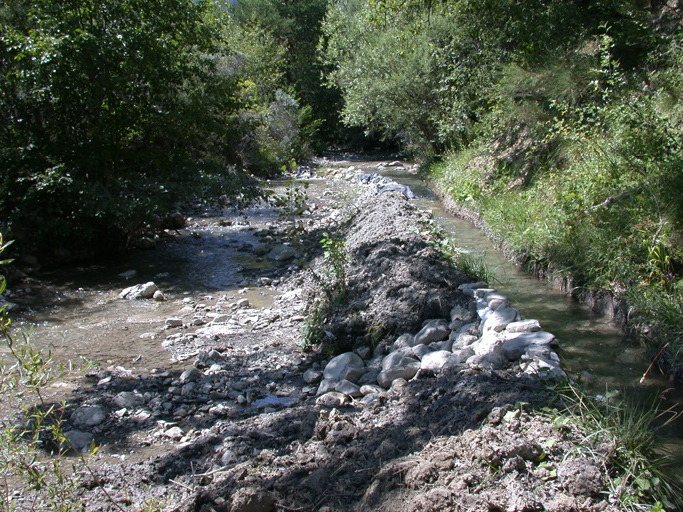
<box><xmin>554</xmin><ymin>383</ymin><xmax>683</xmax><ymax>511</ymax></box>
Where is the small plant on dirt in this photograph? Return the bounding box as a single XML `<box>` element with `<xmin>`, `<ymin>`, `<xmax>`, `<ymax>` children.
<box><xmin>270</xmin><ymin>162</ymin><xmax>309</xmax><ymax>218</ymax></box>
<box><xmin>552</xmin><ymin>383</ymin><xmax>683</xmax><ymax>511</ymax></box>
<box><xmin>319</xmin><ymin>232</ymin><xmax>348</xmax><ymax>302</ymax></box>
<box><xmin>300</xmin><ymin>299</ymin><xmax>328</xmax><ymax>351</ymax></box>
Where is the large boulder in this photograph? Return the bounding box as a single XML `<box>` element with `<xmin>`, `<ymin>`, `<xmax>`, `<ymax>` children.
<box><xmin>323</xmin><ymin>352</ymin><xmax>365</xmax><ymax>383</ymax></box>
<box><xmin>378</xmin><ymin>349</ymin><xmax>420</xmax><ymax>388</ymax></box>
<box><xmin>413</xmin><ymin>319</ymin><xmax>449</xmax><ymax>345</ymax></box>
<box><xmin>266</xmin><ymin>245</ymin><xmax>298</xmax><ymax>263</ymax></box>
<box><xmin>482</xmin><ymin>304</ymin><xmax>520</xmax><ymax>333</ymax></box>
<box><xmin>501</xmin><ymin>331</ymin><xmax>556</xmax><ymax>360</ymax></box>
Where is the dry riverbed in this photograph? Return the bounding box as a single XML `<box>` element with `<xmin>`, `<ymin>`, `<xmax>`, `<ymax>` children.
<box><xmin>3</xmin><ymin>160</ymin><xmax>630</xmax><ymax>511</ymax></box>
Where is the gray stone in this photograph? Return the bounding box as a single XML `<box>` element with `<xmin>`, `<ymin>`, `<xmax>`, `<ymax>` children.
<box><xmin>237</xmin><ymin>298</ymin><xmax>250</xmax><ymax>308</ymax></box>
<box><xmin>413</xmin><ymin>319</ymin><xmax>449</xmax><ymax>345</ymax></box>
<box><xmin>118</xmin><ymin>282</ymin><xmax>159</xmax><ymax>300</ymax></box>
<box><xmin>71</xmin><ymin>406</ymin><xmax>106</xmax><ymax>427</ymax></box>
<box><xmin>360</xmin><ymin>384</ymin><xmax>385</xmax><ymax>396</ymax></box>
<box><xmin>412</xmin><ymin>344</ymin><xmax>432</xmax><ymax>360</ymax></box>
<box><xmin>112</xmin><ymin>391</ymin><xmax>144</xmax><ymax>409</ymax></box>
<box><xmin>466</xmin><ymin>351</ymin><xmax>507</xmax><ymax>370</ymax></box>
<box><xmin>212</xmin><ymin>314</ymin><xmax>230</xmax><ymax>324</ymax></box>
<box><xmin>391</xmin><ymin>333</ymin><xmax>415</xmax><ymax>351</ymax></box>
<box><xmin>64</xmin><ymin>430</ymin><xmax>94</xmax><ymax>453</ymax></box>
<box><xmin>303</xmin><ymin>368</ymin><xmax>323</xmax><ymax>385</ymax></box>
<box><xmin>501</xmin><ymin>331</ymin><xmax>556</xmax><ymax>360</ymax></box>
<box><xmin>420</xmin><ymin>350</ymin><xmax>452</xmax><ymax>372</ymax></box>
<box><xmin>253</xmin><ymin>244</ymin><xmax>272</xmax><ymax>256</ymax></box>
<box><xmin>482</xmin><ymin>304</ymin><xmax>520</xmax><ymax>333</ymax></box>
<box><xmin>266</xmin><ymin>245</ymin><xmax>298</xmax><ymax>262</ymax></box>
<box><xmin>316</xmin><ymin>378</ymin><xmax>337</xmax><ymax>395</ymax></box>
<box><xmin>180</xmin><ymin>367</ymin><xmax>202</xmax><ymax>384</ymax></box>
<box><xmin>361</xmin><ymin>393</ymin><xmax>383</xmax><ymax>408</ymax></box>
<box><xmin>323</xmin><ymin>352</ymin><xmax>365</xmax><ymax>383</ymax></box>
<box><xmin>316</xmin><ymin>392</ymin><xmax>350</xmax><ymax>408</ymax></box>
<box><xmin>335</xmin><ymin>380</ymin><xmax>363</xmax><ymax>398</ymax></box>
<box><xmin>377</xmin><ymin>362</ymin><xmax>420</xmax><ymax>388</ymax></box>
<box><xmin>153</xmin><ymin>290</ymin><xmax>165</xmax><ymax>301</ymax></box>
<box><xmin>430</xmin><ymin>339</ymin><xmax>453</xmax><ymax>352</ymax></box>
<box><xmin>356</xmin><ymin>368</ymin><xmax>381</xmax><ymax>386</ymax></box>
<box><xmin>230</xmin><ymin>487</ymin><xmax>276</xmax><ymax>512</ymax></box>
<box><xmin>118</xmin><ymin>270</ymin><xmax>137</xmax><ymax>279</ymax></box>
<box><xmin>381</xmin><ymin>349</ymin><xmax>418</xmax><ymax>371</ymax></box>
<box><xmin>505</xmin><ymin>319</ymin><xmax>542</xmax><ymax>333</ymax></box>
<box><xmin>355</xmin><ymin>346</ymin><xmax>372</xmax><ymax>360</ymax></box>
<box><xmin>450</xmin><ymin>305</ymin><xmax>474</xmax><ymax>323</ymax></box>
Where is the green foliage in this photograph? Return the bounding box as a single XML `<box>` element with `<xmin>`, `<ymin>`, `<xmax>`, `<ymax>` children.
<box><xmin>301</xmin><ymin>299</ymin><xmax>328</xmax><ymax>351</ymax></box>
<box><xmin>270</xmin><ymin>174</ymin><xmax>310</xmax><ymax>218</ymax></box>
<box><xmin>0</xmin><ymin>0</ymin><xmax>257</xmax><ymax>257</ymax></box>
<box><xmin>552</xmin><ymin>383</ymin><xmax>683</xmax><ymax>511</ymax></box>
<box><xmin>319</xmin><ymin>232</ymin><xmax>348</xmax><ymax>302</ymax></box>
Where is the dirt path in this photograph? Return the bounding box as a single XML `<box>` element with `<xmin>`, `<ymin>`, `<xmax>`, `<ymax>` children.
<box><xmin>3</xmin><ymin>160</ymin><xmax>624</xmax><ymax>512</ymax></box>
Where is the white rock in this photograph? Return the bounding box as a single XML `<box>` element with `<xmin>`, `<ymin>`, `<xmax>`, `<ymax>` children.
<box><xmin>165</xmin><ymin>317</ymin><xmax>183</xmax><ymax>328</ymax></box>
<box><xmin>118</xmin><ymin>282</ymin><xmax>159</xmax><ymax>300</ymax></box>
<box><xmin>420</xmin><ymin>350</ymin><xmax>452</xmax><ymax>372</ymax></box>
<box><xmin>501</xmin><ymin>331</ymin><xmax>556</xmax><ymax>360</ymax></box>
<box><xmin>482</xmin><ymin>304</ymin><xmax>520</xmax><ymax>333</ymax></box>
<box><xmin>505</xmin><ymin>319</ymin><xmax>542</xmax><ymax>333</ymax></box>
<box><xmin>472</xmin><ymin>330</ymin><xmax>505</xmax><ymax>356</ymax></box>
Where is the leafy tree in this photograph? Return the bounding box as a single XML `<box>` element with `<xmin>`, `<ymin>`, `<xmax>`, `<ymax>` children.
<box><xmin>0</xmin><ymin>0</ymin><xmax>247</xmax><ymax>257</ymax></box>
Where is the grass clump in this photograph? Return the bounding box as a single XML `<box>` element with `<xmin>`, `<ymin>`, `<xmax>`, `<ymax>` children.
<box><xmin>551</xmin><ymin>383</ymin><xmax>683</xmax><ymax>511</ymax></box>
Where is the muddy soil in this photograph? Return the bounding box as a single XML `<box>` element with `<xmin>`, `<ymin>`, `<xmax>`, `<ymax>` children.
<box><xmin>3</xmin><ymin>160</ymin><xmax>624</xmax><ymax>512</ymax></box>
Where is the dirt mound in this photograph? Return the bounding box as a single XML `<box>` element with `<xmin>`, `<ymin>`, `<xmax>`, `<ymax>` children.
<box><xmin>311</xmin><ymin>192</ymin><xmax>470</xmax><ymax>349</ymax></box>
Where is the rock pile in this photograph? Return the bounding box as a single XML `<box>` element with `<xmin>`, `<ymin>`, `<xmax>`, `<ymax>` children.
<box><xmin>315</xmin><ymin>281</ymin><xmax>565</xmax><ymax>402</ymax></box>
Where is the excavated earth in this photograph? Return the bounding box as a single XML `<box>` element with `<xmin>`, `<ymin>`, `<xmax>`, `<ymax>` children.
<box><xmin>4</xmin><ymin>163</ymin><xmax>624</xmax><ymax>512</ymax></box>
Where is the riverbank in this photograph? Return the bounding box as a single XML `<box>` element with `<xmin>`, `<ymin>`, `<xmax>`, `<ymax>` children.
<box><xmin>429</xmin><ymin>165</ymin><xmax>683</xmax><ymax>385</ymax></box>
<box><xmin>1</xmin><ymin>159</ymin><xmax>678</xmax><ymax>511</ymax></box>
